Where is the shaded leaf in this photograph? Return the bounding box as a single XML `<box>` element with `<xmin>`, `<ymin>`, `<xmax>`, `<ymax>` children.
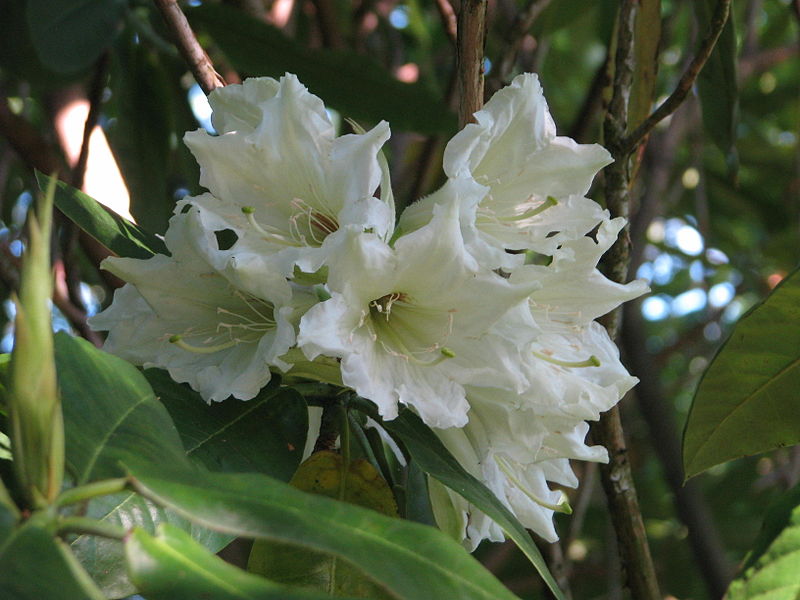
<box><xmin>26</xmin><ymin>0</ymin><xmax>125</xmax><ymax>74</ymax></box>
<box><xmin>248</xmin><ymin>451</ymin><xmax>397</xmax><ymax>598</ymax></box>
<box><xmin>364</xmin><ymin>404</ymin><xmax>565</xmax><ymax>600</ymax></box>
<box><xmin>0</xmin><ymin>516</ymin><xmax>105</xmax><ymax>600</ymax></box>
<box><xmin>108</xmin><ymin>33</ymin><xmax>174</xmax><ymax>235</ymax></box>
<box><xmin>127</xmin><ymin>523</ymin><xmax>347</xmax><ymax>600</ymax></box>
<box><xmin>129</xmin><ymin>462</ymin><xmax>521</xmax><ymax>600</ymax></box>
<box><xmin>727</xmin><ymin>482</ymin><xmax>800</xmax><ymax>599</ymax></box>
<box><xmin>37</xmin><ymin>172</ymin><xmax>168</xmax><ymax>259</ymax></box>
<box><xmin>683</xmin><ymin>267</ymin><xmax>800</xmax><ymax>478</ymax></box>
<box><xmin>56</xmin><ymin>332</ymin><xmax>188</xmax><ymax>484</ymax></box>
<box><xmin>629</xmin><ymin>0</ymin><xmax>661</xmax><ymax>131</ymax></box>
<box><xmin>693</xmin><ymin>0</ymin><xmax>739</xmax><ymax>161</ymax></box>
<box><xmin>145</xmin><ymin>369</ymin><xmax>307</xmax><ymax>481</ymax></box>
<box><xmin>188</xmin><ymin>3</ymin><xmax>456</xmax><ymax>135</ymax></box>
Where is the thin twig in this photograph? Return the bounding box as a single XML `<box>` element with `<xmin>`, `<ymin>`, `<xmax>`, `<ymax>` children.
<box><xmin>493</xmin><ymin>0</ymin><xmax>552</xmax><ymax>85</ymax></box>
<box><xmin>153</xmin><ymin>0</ymin><xmax>226</xmax><ymax>94</ymax></box>
<box><xmin>435</xmin><ymin>0</ymin><xmax>457</xmax><ymax>45</ymax></box>
<box><xmin>311</xmin><ymin>0</ymin><xmax>344</xmax><ymax>49</ymax></box>
<box><xmin>456</xmin><ymin>0</ymin><xmax>489</xmax><ymax>128</ymax></box>
<box><xmin>622</xmin><ymin>0</ymin><xmax>733</xmax><ymax>154</ymax></box>
<box><xmin>592</xmin><ymin>1</ymin><xmax>662</xmax><ymax>599</ymax></box>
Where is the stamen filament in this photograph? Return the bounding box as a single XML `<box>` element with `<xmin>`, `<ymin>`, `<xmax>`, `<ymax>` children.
<box><xmin>496</xmin><ymin>456</ymin><xmax>573</xmax><ymax>514</ymax></box>
<box><xmin>375</xmin><ymin>320</ymin><xmax>455</xmax><ymax>367</ymax></box>
<box><xmin>241</xmin><ymin>207</ymin><xmax>297</xmax><ymax>247</ymax></box>
<box><xmin>170</xmin><ymin>334</ymin><xmax>237</xmax><ymax>354</ymax></box>
<box><xmin>532</xmin><ymin>350</ymin><xmax>600</xmax><ymax>368</ymax></box>
<box><xmin>498</xmin><ymin>196</ymin><xmax>558</xmax><ymax>222</ymax></box>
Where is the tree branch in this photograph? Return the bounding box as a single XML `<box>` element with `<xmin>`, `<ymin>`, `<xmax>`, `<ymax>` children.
<box><xmin>456</xmin><ymin>0</ymin><xmax>489</xmax><ymax>128</ymax></box>
<box><xmin>622</xmin><ymin>0</ymin><xmax>732</xmax><ymax>154</ymax></box>
<box><xmin>435</xmin><ymin>0</ymin><xmax>458</xmax><ymax>45</ymax></box>
<box><xmin>592</xmin><ymin>2</ymin><xmax>661</xmax><ymax>599</ymax></box>
<box><xmin>153</xmin><ymin>0</ymin><xmax>226</xmax><ymax>94</ymax></box>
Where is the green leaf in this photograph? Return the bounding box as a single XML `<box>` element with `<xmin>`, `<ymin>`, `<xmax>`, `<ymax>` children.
<box><xmin>727</xmin><ymin>482</ymin><xmax>800</xmax><ymax>599</ymax></box>
<box><xmin>108</xmin><ymin>33</ymin><xmax>175</xmax><ymax>235</ymax></box>
<box><xmin>72</xmin><ymin>491</ymin><xmax>231</xmax><ymax>599</ymax></box>
<box><xmin>55</xmin><ymin>332</ymin><xmax>188</xmax><ymax>484</ymax></box>
<box><xmin>0</xmin><ymin>516</ymin><xmax>105</xmax><ymax>600</ymax></box>
<box><xmin>683</xmin><ymin>267</ymin><xmax>800</xmax><ymax>478</ymax></box>
<box><xmin>629</xmin><ymin>0</ymin><xmax>661</xmax><ymax>131</ymax></box>
<box><xmin>128</xmin><ymin>462</ymin><xmax>521</xmax><ymax>600</ymax></box>
<box><xmin>248</xmin><ymin>451</ymin><xmax>398</xmax><ymax>598</ymax></box>
<box><xmin>127</xmin><ymin>523</ymin><xmax>347</xmax><ymax>600</ymax></box>
<box><xmin>188</xmin><ymin>3</ymin><xmax>457</xmax><ymax>135</ymax></box>
<box><xmin>368</xmin><ymin>405</ymin><xmax>566</xmax><ymax>600</ymax></box>
<box><xmin>145</xmin><ymin>369</ymin><xmax>307</xmax><ymax>481</ymax></box>
<box><xmin>37</xmin><ymin>172</ymin><xmax>168</xmax><ymax>259</ymax></box>
<box><xmin>693</xmin><ymin>0</ymin><xmax>739</xmax><ymax>161</ymax></box>
<box><xmin>26</xmin><ymin>0</ymin><xmax>125</xmax><ymax>74</ymax></box>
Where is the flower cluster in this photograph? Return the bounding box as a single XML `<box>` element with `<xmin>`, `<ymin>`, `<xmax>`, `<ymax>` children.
<box><xmin>92</xmin><ymin>73</ymin><xmax>646</xmax><ymax>549</ymax></box>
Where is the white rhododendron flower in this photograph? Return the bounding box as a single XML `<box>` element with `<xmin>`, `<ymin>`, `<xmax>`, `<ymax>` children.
<box><xmin>182</xmin><ymin>74</ymin><xmax>393</xmax><ymax>278</ymax></box>
<box><xmin>400</xmin><ymin>73</ymin><xmax>612</xmax><ymax>270</ymax></box>
<box><xmin>298</xmin><ymin>182</ymin><xmax>539</xmax><ymax>429</ymax></box>
<box><xmin>92</xmin><ymin>72</ymin><xmax>647</xmax><ymax>554</ymax></box>
<box><xmin>91</xmin><ymin>212</ymin><xmax>302</xmax><ymax>402</ymax></box>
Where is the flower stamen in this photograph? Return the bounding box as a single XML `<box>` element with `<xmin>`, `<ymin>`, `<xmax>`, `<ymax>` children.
<box><xmin>169</xmin><ymin>334</ymin><xmax>237</xmax><ymax>354</ymax></box>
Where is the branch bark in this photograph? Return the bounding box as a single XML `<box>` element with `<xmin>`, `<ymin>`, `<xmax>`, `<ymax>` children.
<box><xmin>153</xmin><ymin>0</ymin><xmax>226</xmax><ymax>94</ymax></box>
<box><xmin>592</xmin><ymin>2</ymin><xmax>661</xmax><ymax>599</ymax></box>
<box><xmin>456</xmin><ymin>0</ymin><xmax>489</xmax><ymax>128</ymax></box>
<box><xmin>493</xmin><ymin>0</ymin><xmax>552</xmax><ymax>85</ymax></box>
<box><xmin>622</xmin><ymin>0</ymin><xmax>732</xmax><ymax>154</ymax></box>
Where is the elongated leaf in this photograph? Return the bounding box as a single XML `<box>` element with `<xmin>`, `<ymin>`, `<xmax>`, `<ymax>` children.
<box><xmin>145</xmin><ymin>369</ymin><xmax>307</xmax><ymax>481</ymax></box>
<box><xmin>0</xmin><ymin>516</ymin><xmax>105</xmax><ymax>600</ymax></box>
<box><xmin>188</xmin><ymin>4</ymin><xmax>456</xmax><ymax>135</ymax></box>
<box><xmin>727</xmin><ymin>483</ymin><xmax>800</xmax><ymax>599</ymax></box>
<box><xmin>108</xmin><ymin>35</ymin><xmax>174</xmax><ymax>235</ymax></box>
<box><xmin>629</xmin><ymin>0</ymin><xmax>661</xmax><ymax>131</ymax></box>
<box><xmin>365</xmin><ymin>405</ymin><xmax>565</xmax><ymax>600</ymax></box>
<box><xmin>55</xmin><ymin>333</ymin><xmax>188</xmax><ymax>484</ymax></box>
<box><xmin>693</xmin><ymin>0</ymin><xmax>739</xmax><ymax>161</ymax></box>
<box><xmin>37</xmin><ymin>172</ymin><xmax>168</xmax><ymax>259</ymax></box>
<box><xmin>683</xmin><ymin>267</ymin><xmax>800</xmax><ymax>478</ymax></box>
<box><xmin>128</xmin><ymin>462</ymin><xmax>521</xmax><ymax>600</ymax></box>
<box><xmin>26</xmin><ymin>0</ymin><xmax>125</xmax><ymax>74</ymax></box>
<box><xmin>73</xmin><ymin>491</ymin><xmax>231</xmax><ymax>599</ymax></box>
<box><xmin>127</xmin><ymin>524</ymin><xmax>347</xmax><ymax>600</ymax></box>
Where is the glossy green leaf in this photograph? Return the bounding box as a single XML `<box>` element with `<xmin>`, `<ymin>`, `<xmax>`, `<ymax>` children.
<box><xmin>128</xmin><ymin>462</ymin><xmax>521</xmax><ymax>600</ymax></box>
<box><xmin>366</xmin><ymin>405</ymin><xmax>565</xmax><ymax>600</ymax></box>
<box><xmin>0</xmin><ymin>516</ymin><xmax>105</xmax><ymax>600</ymax></box>
<box><xmin>683</xmin><ymin>267</ymin><xmax>800</xmax><ymax>478</ymax></box>
<box><xmin>693</xmin><ymin>0</ymin><xmax>739</xmax><ymax>160</ymax></box>
<box><xmin>188</xmin><ymin>3</ymin><xmax>456</xmax><ymax>135</ymax></box>
<box><xmin>72</xmin><ymin>491</ymin><xmax>231</xmax><ymax>599</ymax></box>
<box><xmin>55</xmin><ymin>332</ymin><xmax>188</xmax><ymax>484</ymax></box>
<box><xmin>248</xmin><ymin>451</ymin><xmax>397</xmax><ymax>599</ymax></box>
<box><xmin>145</xmin><ymin>369</ymin><xmax>307</xmax><ymax>481</ymax></box>
<box><xmin>629</xmin><ymin>0</ymin><xmax>661</xmax><ymax>130</ymax></box>
<box><xmin>727</xmin><ymin>482</ymin><xmax>800</xmax><ymax>599</ymax></box>
<box><xmin>26</xmin><ymin>0</ymin><xmax>125</xmax><ymax>74</ymax></box>
<box><xmin>127</xmin><ymin>523</ymin><xmax>346</xmax><ymax>600</ymax></box>
<box><xmin>37</xmin><ymin>172</ymin><xmax>168</xmax><ymax>259</ymax></box>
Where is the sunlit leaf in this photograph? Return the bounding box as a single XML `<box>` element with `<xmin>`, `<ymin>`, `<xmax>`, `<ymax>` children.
<box><xmin>683</xmin><ymin>267</ymin><xmax>800</xmax><ymax>478</ymax></box>
<box><xmin>727</xmin><ymin>482</ymin><xmax>800</xmax><ymax>599</ymax></box>
<box><xmin>37</xmin><ymin>172</ymin><xmax>168</xmax><ymax>259</ymax></box>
